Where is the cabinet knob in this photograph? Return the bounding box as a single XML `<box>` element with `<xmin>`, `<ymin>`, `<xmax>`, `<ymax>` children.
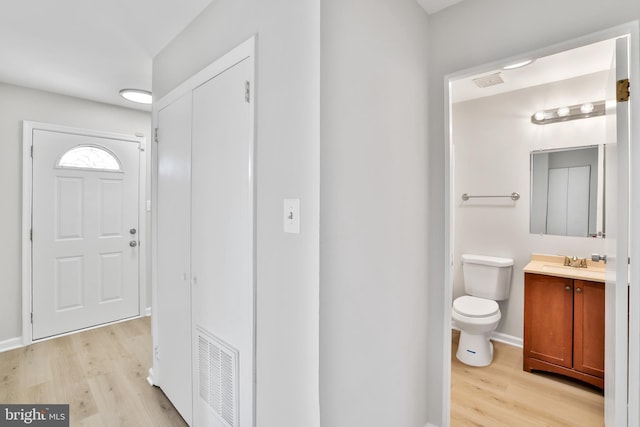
<box><xmin>576</xmin><ymin>288</ymin><xmax>583</xmax><ymax>293</ymax></box>
<box><xmin>565</xmin><ymin>286</ymin><xmax>572</xmax><ymax>291</ymax></box>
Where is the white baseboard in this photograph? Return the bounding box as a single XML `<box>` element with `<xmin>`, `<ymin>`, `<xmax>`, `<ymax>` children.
<box><xmin>425</xmin><ymin>423</ymin><xmax>439</xmax><ymax>427</ymax></box>
<box><xmin>146</xmin><ymin>368</ymin><xmax>156</xmax><ymax>386</ymax></box>
<box><xmin>0</xmin><ymin>337</ymin><xmax>23</xmax><ymax>353</ymax></box>
<box><xmin>490</xmin><ymin>330</ymin><xmax>523</xmax><ymax>348</ymax></box>
<box><xmin>146</xmin><ymin>306</ymin><xmax>152</xmax><ymax>316</ymax></box>
<box><xmin>451</xmin><ymin>326</ymin><xmax>522</xmax><ymax>348</ymax></box>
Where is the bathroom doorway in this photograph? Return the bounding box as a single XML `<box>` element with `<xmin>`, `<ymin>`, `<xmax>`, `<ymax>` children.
<box><xmin>444</xmin><ymin>24</ymin><xmax>639</xmax><ymax>427</ymax></box>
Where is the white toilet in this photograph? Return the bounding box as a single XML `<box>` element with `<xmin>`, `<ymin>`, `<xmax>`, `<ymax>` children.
<box><xmin>453</xmin><ymin>254</ymin><xmax>513</xmax><ymax>367</ymax></box>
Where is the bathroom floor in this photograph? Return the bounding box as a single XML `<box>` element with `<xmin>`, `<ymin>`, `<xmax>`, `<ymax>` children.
<box><xmin>451</xmin><ymin>330</ymin><xmax>604</xmax><ymax>427</ymax></box>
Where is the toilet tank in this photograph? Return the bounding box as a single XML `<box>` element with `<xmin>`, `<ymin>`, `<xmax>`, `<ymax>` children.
<box><xmin>461</xmin><ymin>254</ymin><xmax>514</xmax><ymax>301</ymax></box>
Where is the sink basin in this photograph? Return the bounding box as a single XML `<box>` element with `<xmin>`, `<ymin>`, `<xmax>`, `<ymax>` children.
<box><xmin>536</xmin><ymin>263</ymin><xmax>605</xmax><ymax>282</ymax></box>
<box><xmin>523</xmin><ymin>254</ymin><xmax>606</xmax><ymax>283</ymax></box>
<box><xmin>542</xmin><ymin>264</ymin><xmax>580</xmax><ymax>275</ymax></box>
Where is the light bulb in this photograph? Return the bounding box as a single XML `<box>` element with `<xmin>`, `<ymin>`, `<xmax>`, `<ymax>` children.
<box><xmin>556</xmin><ymin>106</ymin><xmax>570</xmax><ymax>117</ymax></box>
<box><xmin>503</xmin><ymin>59</ymin><xmax>534</xmax><ymax>70</ymax></box>
<box><xmin>534</xmin><ymin>111</ymin><xmax>546</xmax><ymax>121</ymax></box>
<box><xmin>580</xmin><ymin>103</ymin><xmax>594</xmax><ymax>114</ymax></box>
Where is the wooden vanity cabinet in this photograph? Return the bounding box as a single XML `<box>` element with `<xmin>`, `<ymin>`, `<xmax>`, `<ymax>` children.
<box><xmin>524</xmin><ymin>273</ymin><xmax>605</xmax><ymax>389</ymax></box>
<box><xmin>573</xmin><ymin>279</ymin><xmax>606</xmax><ymax>379</ymax></box>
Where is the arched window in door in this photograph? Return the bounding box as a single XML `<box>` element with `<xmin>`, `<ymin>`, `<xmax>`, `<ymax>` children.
<box><xmin>56</xmin><ymin>145</ymin><xmax>122</xmax><ymax>172</ymax></box>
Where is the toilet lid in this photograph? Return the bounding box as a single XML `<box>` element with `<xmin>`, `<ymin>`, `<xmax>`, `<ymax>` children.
<box><xmin>453</xmin><ymin>296</ymin><xmax>499</xmax><ymax>318</ymax></box>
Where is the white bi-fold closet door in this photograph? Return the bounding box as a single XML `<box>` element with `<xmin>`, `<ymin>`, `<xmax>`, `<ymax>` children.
<box><xmin>156</xmin><ymin>92</ymin><xmax>193</xmax><ymax>423</ymax></box>
<box><xmin>153</xmin><ymin>38</ymin><xmax>255</xmax><ymax>427</ymax></box>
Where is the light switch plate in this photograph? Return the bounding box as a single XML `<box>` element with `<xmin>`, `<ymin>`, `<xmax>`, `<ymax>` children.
<box><xmin>284</xmin><ymin>199</ymin><xmax>300</xmax><ymax>234</ymax></box>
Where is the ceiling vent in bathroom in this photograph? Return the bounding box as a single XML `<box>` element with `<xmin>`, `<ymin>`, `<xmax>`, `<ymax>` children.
<box><xmin>472</xmin><ymin>72</ymin><xmax>504</xmax><ymax>88</ymax></box>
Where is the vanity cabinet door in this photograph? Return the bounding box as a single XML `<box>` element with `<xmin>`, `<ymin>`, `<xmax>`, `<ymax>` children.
<box><xmin>573</xmin><ymin>279</ymin><xmax>605</xmax><ymax>377</ymax></box>
<box><xmin>524</xmin><ymin>273</ymin><xmax>574</xmax><ymax>369</ymax></box>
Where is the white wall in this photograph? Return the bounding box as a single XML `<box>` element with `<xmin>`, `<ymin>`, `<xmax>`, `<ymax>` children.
<box><xmin>154</xmin><ymin>0</ymin><xmax>432</xmax><ymax>425</ymax></box>
<box><xmin>320</xmin><ymin>0</ymin><xmax>430</xmax><ymax>425</ymax></box>
<box><xmin>152</xmin><ymin>1</ymin><xmax>321</xmax><ymax>426</ymax></box>
<box><xmin>0</xmin><ymin>82</ymin><xmax>151</xmax><ymax>345</ymax></box>
<box><xmin>452</xmin><ymin>72</ymin><xmax>608</xmax><ymax>340</ymax></box>
<box><xmin>427</xmin><ymin>1</ymin><xmax>640</xmax><ymax>425</ymax></box>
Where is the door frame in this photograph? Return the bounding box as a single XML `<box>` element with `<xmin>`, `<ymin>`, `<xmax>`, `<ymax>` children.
<box><xmin>442</xmin><ymin>22</ymin><xmax>640</xmax><ymax>426</ymax></box>
<box><xmin>21</xmin><ymin>121</ymin><xmax>147</xmax><ymax>345</ymax></box>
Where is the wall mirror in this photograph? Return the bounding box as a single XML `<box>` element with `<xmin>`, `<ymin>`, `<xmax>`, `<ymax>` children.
<box><xmin>530</xmin><ymin>145</ymin><xmax>604</xmax><ymax>237</ymax></box>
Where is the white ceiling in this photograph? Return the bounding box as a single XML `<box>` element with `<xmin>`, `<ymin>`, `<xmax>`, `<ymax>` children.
<box><xmin>1</xmin><ymin>0</ymin><xmax>609</xmax><ymax>112</ymax></box>
<box><xmin>0</xmin><ymin>0</ymin><xmax>212</xmax><ymax>111</ymax></box>
<box><xmin>418</xmin><ymin>1</ymin><xmax>616</xmax><ymax>104</ymax></box>
<box><xmin>0</xmin><ymin>0</ymin><xmax>456</xmax><ymax>113</ymax></box>
<box><xmin>451</xmin><ymin>39</ymin><xmax>616</xmax><ymax>103</ymax></box>
<box><xmin>417</xmin><ymin>0</ymin><xmax>465</xmax><ymax>14</ymax></box>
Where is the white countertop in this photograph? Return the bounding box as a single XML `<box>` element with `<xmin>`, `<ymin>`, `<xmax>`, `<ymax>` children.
<box><xmin>523</xmin><ymin>253</ymin><xmax>606</xmax><ymax>283</ymax></box>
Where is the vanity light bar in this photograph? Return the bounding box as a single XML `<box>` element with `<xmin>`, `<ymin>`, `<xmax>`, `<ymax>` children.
<box><xmin>531</xmin><ymin>100</ymin><xmax>606</xmax><ymax>125</ymax></box>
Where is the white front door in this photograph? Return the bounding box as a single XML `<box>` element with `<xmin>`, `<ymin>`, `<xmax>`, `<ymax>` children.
<box><xmin>31</xmin><ymin>129</ymin><xmax>141</xmax><ymax>340</ymax></box>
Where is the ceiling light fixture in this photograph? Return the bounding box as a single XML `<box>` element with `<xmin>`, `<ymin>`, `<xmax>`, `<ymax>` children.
<box><xmin>502</xmin><ymin>59</ymin><xmax>535</xmax><ymax>70</ymax></box>
<box><xmin>119</xmin><ymin>89</ymin><xmax>152</xmax><ymax>104</ymax></box>
<box><xmin>531</xmin><ymin>100</ymin><xmax>606</xmax><ymax>125</ymax></box>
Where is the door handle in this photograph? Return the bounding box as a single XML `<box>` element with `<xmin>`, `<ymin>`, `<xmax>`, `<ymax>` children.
<box><xmin>129</xmin><ymin>240</ymin><xmax>138</xmax><ymax>247</ymax></box>
<box><xmin>130</xmin><ymin>228</ymin><xmax>137</xmax><ymax>235</ymax></box>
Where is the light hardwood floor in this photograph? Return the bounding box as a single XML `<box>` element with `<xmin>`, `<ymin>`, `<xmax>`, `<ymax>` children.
<box><xmin>0</xmin><ymin>317</ymin><xmax>186</xmax><ymax>427</ymax></box>
<box><xmin>451</xmin><ymin>330</ymin><xmax>604</xmax><ymax>427</ymax></box>
<box><xmin>2</xmin><ymin>320</ymin><xmax>604</xmax><ymax>426</ymax></box>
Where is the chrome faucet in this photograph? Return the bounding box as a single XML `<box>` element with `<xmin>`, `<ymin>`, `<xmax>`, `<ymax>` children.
<box><xmin>564</xmin><ymin>256</ymin><xmax>588</xmax><ymax>268</ymax></box>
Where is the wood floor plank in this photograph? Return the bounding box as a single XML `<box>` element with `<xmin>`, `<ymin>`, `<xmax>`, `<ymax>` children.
<box><xmin>0</xmin><ymin>317</ymin><xmax>186</xmax><ymax>426</ymax></box>
<box><xmin>451</xmin><ymin>330</ymin><xmax>604</xmax><ymax>427</ymax></box>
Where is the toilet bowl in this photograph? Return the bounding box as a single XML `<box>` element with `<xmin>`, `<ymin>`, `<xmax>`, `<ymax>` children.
<box><xmin>453</xmin><ymin>254</ymin><xmax>513</xmax><ymax>367</ymax></box>
<box><xmin>452</xmin><ymin>295</ymin><xmax>501</xmax><ymax>367</ymax></box>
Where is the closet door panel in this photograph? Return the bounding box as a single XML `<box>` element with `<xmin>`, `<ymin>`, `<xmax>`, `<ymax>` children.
<box><xmin>191</xmin><ymin>57</ymin><xmax>254</xmax><ymax>427</ymax></box>
<box><xmin>156</xmin><ymin>93</ymin><xmax>193</xmax><ymax>424</ymax></box>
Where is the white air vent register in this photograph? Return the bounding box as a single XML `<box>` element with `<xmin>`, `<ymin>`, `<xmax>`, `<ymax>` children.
<box><xmin>197</xmin><ymin>327</ymin><xmax>239</xmax><ymax>427</ymax></box>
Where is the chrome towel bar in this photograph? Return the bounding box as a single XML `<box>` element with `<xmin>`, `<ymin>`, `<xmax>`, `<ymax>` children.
<box><xmin>461</xmin><ymin>192</ymin><xmax>520</xmax><ymax>201</ymax></box>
